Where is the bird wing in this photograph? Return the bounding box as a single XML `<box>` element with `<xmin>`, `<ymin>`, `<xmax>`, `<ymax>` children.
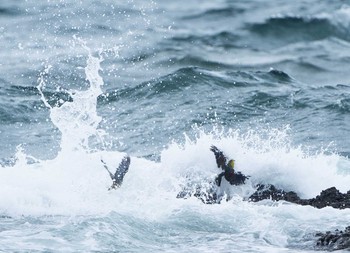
<box><xmin>113</xmin><ymin>156</ymin><xmax>131</xmax><ymax>187</ymax></box>
<box><xmin>210</xmin><ymin>145</ymin><xmax>227</xmax><ymax>169</ymax></box>
<box><xmin>233</xmin><ymin>172</ymin><xmax>250</xmax><ymax>185</ymax></box>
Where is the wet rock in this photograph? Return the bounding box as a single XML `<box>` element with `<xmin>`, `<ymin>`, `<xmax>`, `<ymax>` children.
<box><xmin>178</xmin><ymin>181</ymin><xmax>350</xmax><ymax>210</ymax></box>
<box><xmin>315</xmin><ymin>226</ymin><xmax>350</xmax><ymax>251</ymax></box>
<box><xmin>248</xmin><ymin>184</ymin><xmax>301</xmax><ymax>203</ymax></box>
<box><xmin>307</xmin><ymin>187</ymin><xmax>350</xmax><ymax>209</ymax></box>
<box><xmin>248</xmin><ymin>185</ymin><xmax>350</xmax><ymax>210</ymax></box>
<box><xmin>176</xmin><ymin>183</ymin><xmax>222</xmax><ymax>204</ymax></box>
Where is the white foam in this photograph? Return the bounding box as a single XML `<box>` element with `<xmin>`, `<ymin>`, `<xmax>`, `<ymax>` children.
<box><xmin>161</xmin><ymin>127</ymin><xmax>350</xmax><ymax>199</ymax></box>
<box><xmin>1</xmin><ymin>48</ymin><xmax>349</xmax><ymax>218</ymax></box>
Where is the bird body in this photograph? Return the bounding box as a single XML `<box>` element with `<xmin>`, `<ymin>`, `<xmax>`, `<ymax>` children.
<box><xmin>210</xmin><ymin>145</ymin><xmax>249</xmax><ymax>186</ymax></box>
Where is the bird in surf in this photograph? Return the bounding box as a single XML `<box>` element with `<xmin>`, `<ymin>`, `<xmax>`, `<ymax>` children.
<box><xmin>101</xmin><ymin>156</ymin><xmax>131</xmax><ymax>190</ymax></box>
<box><xmin>210</xmin><ymin>145</ymin><xmax>249</xmax><ymax>187</ymax></box>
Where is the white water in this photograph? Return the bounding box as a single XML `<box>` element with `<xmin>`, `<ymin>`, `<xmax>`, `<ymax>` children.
<box><xmin>1</xmin><ymin>52</ymin><xmax>350</xmax><ymax>252</ymax></box>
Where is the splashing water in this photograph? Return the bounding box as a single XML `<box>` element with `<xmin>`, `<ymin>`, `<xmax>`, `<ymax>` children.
<box><xmin>1</xmin><ymin>48</ymin><xmax>349</xmax><ymax>219</ymax></box>
<box><xmin>37</xmin><ymin>50</ymin><xmax>104</xmax><ymax>153</ymax></box>
<box><xmin>0</xmin><ymin>51</ymin><xmax>113</xmax><ymax>216</ymax></box>
<box><xmin>0</xmin><ymin>48</ymin><xmax>178</xmax><ymax>217</ymax></box>
<box><xmin>2</xmin><ymin>1</ymin><xmax>350</xmax><ymax>251</ymax></box>
<box><xmin>161</xmin><ymin>127</ymin><xmax>350</xmax><ymax>199</ymax></box>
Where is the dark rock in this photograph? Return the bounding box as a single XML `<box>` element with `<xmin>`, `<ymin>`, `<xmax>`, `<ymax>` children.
<box><xmin>307</xmin><ymin>187</ymin><xmax>350</xmax><ymax>209</ymax></box>
<box><xmin>176</xmin><ymin>182</ymin><xmax>223</xmax><ymax>204</ymax></box>
<box><xmin>248</xmin><ymin>184</ymin><xmax>301</xmax><ymax>203</ymax></box>
<box><xmin>248</xmin><ymin>185</ymin><xmax>350</xmax><ymax>210</ymax></box>
<box><xmin>315</xmin><ymin>226</ymin><xmax>350</xmax><ymax>251</ymax></box>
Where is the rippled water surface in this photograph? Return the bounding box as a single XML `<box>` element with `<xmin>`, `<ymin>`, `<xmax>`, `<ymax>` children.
<box><xmin>0</xmin><ymin>0</ymin><xmax>350</xmax><ymax>252</ymax></box>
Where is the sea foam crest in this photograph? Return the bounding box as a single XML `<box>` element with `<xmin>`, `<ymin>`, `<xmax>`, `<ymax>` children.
<box><xmin>161</xmin><ymin>126</ymin><xmax>350</xmax><ymax>199</ymax></box>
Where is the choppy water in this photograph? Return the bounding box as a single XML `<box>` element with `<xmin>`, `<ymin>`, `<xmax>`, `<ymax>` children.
<box><xmin>1</xmin><ymin>0</ymin><xmax>350</xmax><ymax>252</ymax></box>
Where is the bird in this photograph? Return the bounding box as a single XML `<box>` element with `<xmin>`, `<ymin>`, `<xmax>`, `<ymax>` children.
<box><xmin>210</xmin><ymin>145</ymin><xmax>249</xmax><ymax>186</ymax></box>
<box><xmin>101</xmin><ymin>156</ymin><xmax>131</xmax><ymax>190</ymax></box>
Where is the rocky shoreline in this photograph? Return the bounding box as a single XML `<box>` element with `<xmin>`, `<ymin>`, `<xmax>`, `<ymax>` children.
<box><xmin>178</xmin><ymin>183</ymin><xmax>350</xmax><ymax>210</ymax></box>
<box><xmin>249</xmin><ymin>185</ymin><xmax>350</xmax><ymax>251</ymax></box>
<box><xmin>177</xmin><ymin>183</ymin><xmax>350</xmax><ymax>251</ymax></box>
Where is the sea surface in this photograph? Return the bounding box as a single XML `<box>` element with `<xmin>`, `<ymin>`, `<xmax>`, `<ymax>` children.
<box><xmin>1</xmin><ymin>0</ymin><xmax>350</xmax><ymax>252</ymax></box>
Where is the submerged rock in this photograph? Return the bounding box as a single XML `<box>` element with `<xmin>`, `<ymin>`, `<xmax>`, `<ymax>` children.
<box><xmin>176</xmin><ymin>182</ymin><xmax>223</xmax><ymax>204</ymax></box>
<box><xmin>315</xmin><ymin>226</ymin><xmax>350</xmax><ymax>251</ymax></box>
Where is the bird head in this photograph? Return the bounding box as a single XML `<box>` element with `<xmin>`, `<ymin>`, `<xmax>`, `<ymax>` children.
<box><xmin>227</xmin><ymin>159</ymin><xmax>235</xmax><ymax>170</ymax></box>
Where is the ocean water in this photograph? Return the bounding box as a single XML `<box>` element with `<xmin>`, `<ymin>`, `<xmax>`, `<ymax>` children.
<box><xmin>1</xmin><ymin>0</ymin><xmax>350</xmax><ymax>252</ymax></box>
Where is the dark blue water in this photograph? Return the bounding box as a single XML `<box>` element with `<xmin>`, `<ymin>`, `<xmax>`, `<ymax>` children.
<box><xmin>0</xmin><ymin>1</ymin><xmax>350</xmax><ymax>252</ymax></box>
